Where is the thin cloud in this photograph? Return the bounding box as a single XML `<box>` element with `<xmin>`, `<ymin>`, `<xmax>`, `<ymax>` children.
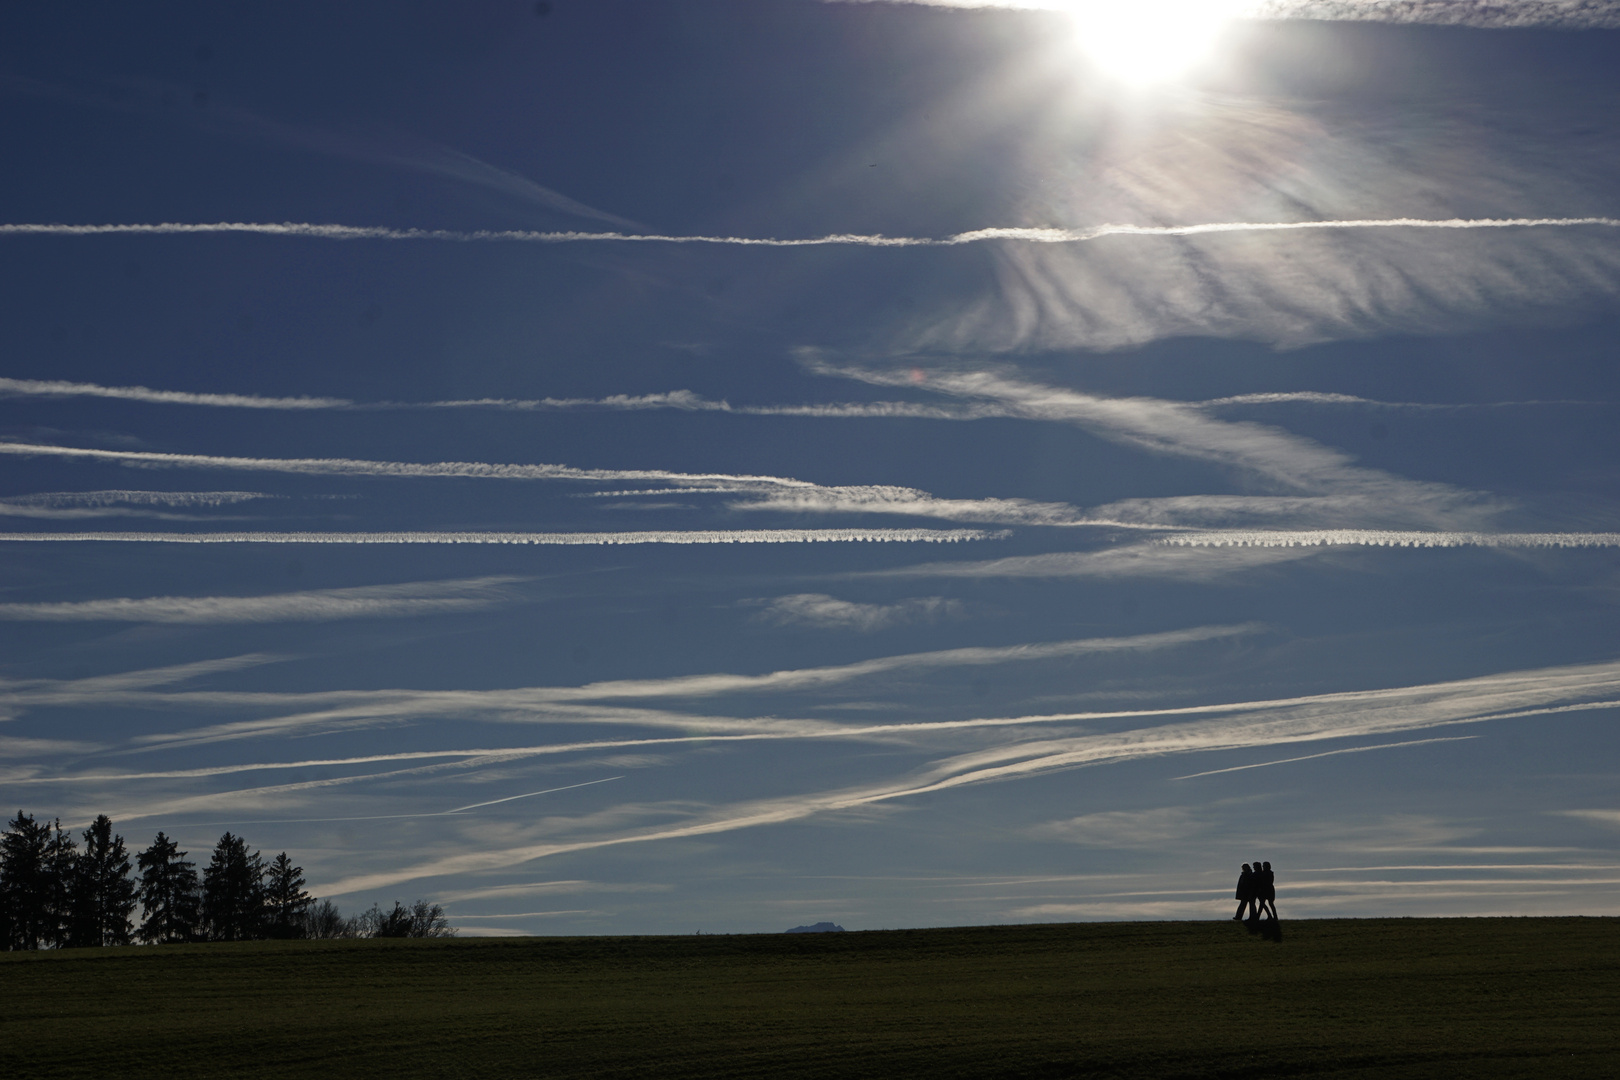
<box><xmin>1162</xmin><ymin>530</ymin><xmax>1620</xmax><ymax>548</ymax></box>
<box><xmin>0</xmin><ymin>489</ymin><xmax>274</xmax><ymax>521</ymax></box>
<box><xmin>865</xmin><ymin>542</ymin><xmax>1323</xmax><ymax>580</ymax></box>
<box><xmin>0</xmin><ymin>439</ymin><xmax>824</xmax><ymax>485</ymax></box>
<box><xmin>817</xmin><ymin>363</ymin><xmax>1495</xmax><ymax>530</ymax></box>
<box><xmin>828</xmin><ymin>1</ymin><xmax>1620</xmax><ymax>32</ymax></box>
<box><xmin>0</xmin><ymin>576</ymin><xmax>525</xmax><ymax>624</ymax></box>
<box><xmin>5</xmin><ymin>490</ymin><xmax>272</xmax><ymax>507</ymax></box>
<box><xmin>7</xmin><ymin>625</ymin><xmax>1258</xmax><ymax>750</ymax></box>
<box><xmin>312</xmin><ymin>655</ymin><xmax>1620</xmax><ymax>895</ymax></box>
<box><xmin>0</xmin><ymin>528</ymin><xmax>1000</xmax><ymax>546</ymax></box>
<box><xmin>1197</xmin><ymin>391</ymin><xmax>1601</xmax><ymax>410</ymax></box>
<box><xmin>1</xmin><ymin>214</ymin><xmax>1615</xmax><ymax>246</ymax></box>
<box><xmin>1171</xmin><ymin>735</ymin><xmax>1480</xmax><ymax>779</ymax></box>
<box><xmin>745</xmin><ymin>593</ymin><xmax>964</xmax><ymax>631</ymax></box>
<box><xmin>0</xmin><ymin>438</ymin><xmax>1105</xmax><ymax>529</ymax></box>
<box><xmin>0</xmin><ymin>376</ymin><xmax>988</xmax><ymax>419</ymax></box>
<box><xmin>0</xmin><ymin>376</ymin><xmax>347</xmax><ymax>409</ymax></box>
<box><xmin>2</xmin><ymin>72</ymin><xmax>638</xmax><ymax>228</ymax></box>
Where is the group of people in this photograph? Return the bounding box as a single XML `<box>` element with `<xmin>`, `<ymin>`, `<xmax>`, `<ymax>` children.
<box><xmin>1234</xmin><ymin>861</ymin><xmax>1277</xmax><ymax>922</ymax></box>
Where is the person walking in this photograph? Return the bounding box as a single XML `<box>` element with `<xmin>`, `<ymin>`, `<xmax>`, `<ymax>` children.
<box><xmin>1233</xmin><ymin>863</ymin><xmax>1256</xmax><ymax>921</ymax></box>
<box><xmin>1259</xmin><ymin>861</ymin><xmax>1277</xmax><ymax>920</ymax></box>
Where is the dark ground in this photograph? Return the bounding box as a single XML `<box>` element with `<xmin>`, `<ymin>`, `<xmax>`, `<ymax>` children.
<box><xmin>3</xmin><ymin>918</ymin><xmax>1617</xmax><ymax>1078</ymax></box>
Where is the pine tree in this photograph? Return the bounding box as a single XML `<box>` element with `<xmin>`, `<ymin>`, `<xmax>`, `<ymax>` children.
<box><xmin>135</xmin><ymin>832</ymin><xmax>202</xmax><ymax>944</ymax></box>
<box><xmin>42</xmin><ymin>818</ymin><xmax>78</xmax><ymax>949</ymax></box>
<box><xmin>68</xmin><ymin>815</ymin><xmax>137</xmax><ymax>947</ymax></box>
<box><xmin>262</xmin><ymin>852</ymin><xmax>313</xmax><ymax>939</ymax></box>
<box><xmin>201</xmin><ymin>832</ymin><xmax>266</xmax><ymax>941</ymax></box>
<box><xmin>0</xmin><ymin>811</ymin><xmax>53</xmax><ymax>950</ymax></box>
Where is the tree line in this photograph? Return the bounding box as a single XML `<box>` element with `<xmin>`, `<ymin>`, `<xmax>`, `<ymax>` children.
<box><xmin>0</xmin><ymin>811</ymin><xmax>453</xmax><ymax>950</ymax></box>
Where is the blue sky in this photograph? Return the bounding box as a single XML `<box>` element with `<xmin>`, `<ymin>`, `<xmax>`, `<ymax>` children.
<box><xmin>3</xmin><ymin>0</ymin><xmax>1620</xmax><ymax>935</ymax></box>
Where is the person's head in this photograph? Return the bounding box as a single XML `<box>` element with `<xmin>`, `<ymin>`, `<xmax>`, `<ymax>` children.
<box><xmin>1263</xmin><ymin>861</ymin><xmax>1271</xmax><ymax>871</ymax></box>
<box><xmin>1241</xmin><ymin>863</ymin><xmax>1251</xmax><ymax>872</ymax></box>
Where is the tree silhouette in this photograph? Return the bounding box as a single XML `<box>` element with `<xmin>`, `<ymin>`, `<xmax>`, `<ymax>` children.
<box><xmin>42</xmin><ymin>819</ymin><xmax>80</xmax><ymax>949</ymax></box>
<box><xmin>201</xmin><ymin>832</ymin><xmax>266</xmax><ymax>941</ymax></box>
<box><xmin>262</xmin><ymin>852</ymin><xmax>313</xmax><ymax>939</ymax></box>
<box><xmin>67</xmin><ymin>815</ymin><xmax>136</xmax><ymax>947</ymax></box>
<box><xmin>0</xmin><ymin>811</ymin><xmax>53</xmax><ymax>950</ymax></box>
<box><xmin>366</xmin><ymin>900</ymin><xmax>456</xmax><ymax>938</ymax></box>
<box><xmin>136</xmin><ymin>832</ymin><xmax>202</xmax><ymax>944</ymax></box>
<box><xmin>298</xmin><ymin>898</ymin><xmax>359</xmax><ymax>939</ymax></box>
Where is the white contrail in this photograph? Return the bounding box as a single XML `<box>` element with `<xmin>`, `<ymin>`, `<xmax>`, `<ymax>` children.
<box><xmin>2</xmin><ymin>378</ymin><xmax>983</xmax><ymax>418</ymax></box>
<box><xmin>0</xmin><ymin>576</ymin><xmax>524</xmax><ymax>623</ymax></box>
<box><xmin>1161</xmin><ymin>530</ymin><xmax>1620</xmax><ymax>548</ymax></box>
<box><xmin>0</xmin><ymin>528</ymin><xmax>1000</xmax><ymax>545</ymax></box>
<box><xmin>0</xmin><ymin>439</ymin><xmax>821</xmax><ymax>486</ymax></box>
<box><xmin>0</xmin><ymin>376</ymin><xmax>349</xmax><ymax>409</ymax></box>
<box><xmin>3</xmin><ymin>215</ymin><xmax>1617</xmax><ymax>247</ymax></box>
<box><xmin>443</xmin><ymin>776</ymin><xmax>625</xmax><ymax>814</ymax></box>
<box><xmin>1170</xmin><ymin>735</ymin><xmax>1479</xmax><ymax>779</ymax></box>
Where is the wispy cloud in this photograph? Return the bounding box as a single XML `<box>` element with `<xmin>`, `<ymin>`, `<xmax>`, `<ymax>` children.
<box><xmin>25</xmin><ymin>374</ymin><xmax>1582</xmax><ymax>418</ymax></box>
<box><xmin>744</xmin><ymin>593</ymin><xmax>965</xmax><ymax>631</ymax></box>
<box><xmin>1</xmin><ymin>376</ymin><xmax>990</xmax><ymax>419</ymax></box>
<box><xmin>1171</xmin><ymin>735</ymin><xmax>1480</xmax><ymax>779</ymax></box>
<box><xmin>5</xmin><ymin>625</ymin><xmax>1259</xmax><ymax>750</ymax></box>
<box><xmin>0</xmin><ymin>528</ymin><xmax>1000</xmax><ymax>546</ymax></box>
<box><xmin>0</xmin><ymin>576</ymin><xmax>524</xmax><ymax>624</ymax></box>
<box><xmin>2</xmin><ymin>215</ymin><xmax>1615</xmax><ymax>246</ymax></box>
<box><xmin>2</xmin><ymin>73</ymin><xmax>639</xmax><ymax>228</ymax></box>
<box><xmin>312</xmin><ymin>656</ymin><xmax>1620</xmax><ymax>894</ymax></box>
<box><xmin>865</xmin><ymin>542</ymin><xmax>1324</xmax><ymax>580</ymax></box>
<box><xmin>0</xmin><ymin>437</ymin><xmax>1106</xmax><ymax>529</ymax></box>
<box><xmin>1162</xmin><ymin>530</ymin><xmax>1620</xmax><ymax>548</ymax></box>
<box><xmin>829</xmin><ymin>1</ymin><xmax>1620</xmax><ymax>31</ymax></box>
<box><xmin>818</xmin><ymin>363</ymin><xmax>1495</xmax><ymax>530</ymax></box>
<box><xmin>0</xmin><ymin>489</ymin><xmax>277</xmax><ymax>521</ymax></box>
<box><xmin>0</xmin><ymin>376</ymin><xmax>347</xmax><ymax>409</ymax></box>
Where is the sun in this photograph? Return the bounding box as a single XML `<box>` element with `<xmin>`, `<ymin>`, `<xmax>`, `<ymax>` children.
<box><xmin>1061</xmin><ymin>0</ymin><xmax>1246</xmax><ymax>86</ymax></box>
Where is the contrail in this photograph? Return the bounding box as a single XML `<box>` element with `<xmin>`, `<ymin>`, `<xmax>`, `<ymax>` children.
<box><xmin>444</xmin><ymin>776</ymin><xmax>624</xmax><ymax>814</ymax></box>
<box><xmin>0</xmin><ymin>528</ymin><xmax>1001</xmax><ymax>545</ymax></box>
<box><xmin>2</xmin><ymin>216</ymin><xmax>1617</xmax><ymax>247</ymax></box>
<box><xmin>1160</xmin><ymin>530</ymin><xmax>1620</xmax><ymax>548</ymax></box>
<box><xmin>0</xmin><ymin>439</ymin><xmax>822</xmax><ymax>486</ymax></box>
<box><xmin>1170</xmin><ymin>736</ymin><xmax>1479</xmax><ymax>780</ymax></box>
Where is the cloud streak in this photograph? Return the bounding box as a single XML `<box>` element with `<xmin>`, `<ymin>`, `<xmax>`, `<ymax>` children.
<box><xmin>2</xmin><ymin>215</ymin><xmax>1614</xmax><ymax>246</ymax></box>
<box><xmin>0</xmin><ymin>576</ymin><xmax>525</xmax><ymax>623</ymax></box>
<box><xmin>819</xmin><ymin>364</ymin><xmax>1496</xmax><ymax>530</ymax></box>
<box><xmin>312</xmin><ymin>655</ymin><xmax>1620</xmax><ymax>895</ymax></box>
<box><xmin>1161</xmin><ymin>530</ymin><xmax>1620</xmax><ymax>548</ymax></box>
<box><xmin>0</xmin><ymin>528</ymin><xmax>999</xmax><ymax>545</ymax></box>
<box><xmin>745</xmin><ymin>593</ymin><xmax>964</xmax><ymax>631</ymax></box>
<box><xmin>832</xmin><ymin>0</ymin><xmax>1620</xmax><ymax>30</ymax></box>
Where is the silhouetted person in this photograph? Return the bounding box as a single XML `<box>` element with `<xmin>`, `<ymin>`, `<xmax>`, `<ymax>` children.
<box><xmin>1233</xmin><ymin>863</ymin><xmax>1256</xmax><ymax>921</ymax></box>
<box><xmin>1259</xmin><ymin>861</ymin><xmax>1277</xmax><ymax>920</ymax></box>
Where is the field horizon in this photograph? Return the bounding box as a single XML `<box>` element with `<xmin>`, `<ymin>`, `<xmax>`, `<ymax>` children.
<box><xmin>5</xmin><ymin>915</ymin><xmax>1617</xmax><ymax>1078</ymax></box>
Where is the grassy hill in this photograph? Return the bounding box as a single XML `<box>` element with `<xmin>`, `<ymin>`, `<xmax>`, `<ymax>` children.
<box><xmin>3</xmin><ymin>918</ymin><xmax>1617</xmax><ymax>1078</ymax></box>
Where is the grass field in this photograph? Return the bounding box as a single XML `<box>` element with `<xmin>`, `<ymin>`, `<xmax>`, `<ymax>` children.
<box><xmin>3</xmin><ymin>918</ymin><xmax>1618</xmax><ymax>1078</ymax></box>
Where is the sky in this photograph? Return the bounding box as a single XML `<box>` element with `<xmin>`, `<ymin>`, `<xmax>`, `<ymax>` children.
<box><xmin>3</xmin><ymin>0</ymin><xmax>1620</xmax><ymax>936</ymax></box>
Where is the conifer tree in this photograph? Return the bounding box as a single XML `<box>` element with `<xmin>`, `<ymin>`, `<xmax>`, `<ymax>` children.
<box><xmin>0</xmin><ymin>811</ymin><xmax>53</xmax><ymax>950</ymax></box>
<box><xmin>42</xmin><ymin>818</ymin><xmax>78</xmax><ymax>949</ymax></box>
<box><xmin>136</xmin><ymin>832</ymin><xmax>202</xmax><ymax>944</ymax></box>
<box><xmin>68</xmin><ymin>815</ymin><xmax>137</xmax><ymax>947</ymax></box>
<box><xmin>201</xmin><ymin>832</ymin><xmax>266</xmax><ymax>941</ymax></box>
<box><xmin>262</xmin><ymin>852</ymin><xmax>313</xmax><ymax>939</ymax></box>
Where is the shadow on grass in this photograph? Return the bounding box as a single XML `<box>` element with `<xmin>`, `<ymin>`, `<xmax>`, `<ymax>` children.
<box><xmin>1244</xmin><ymin>918</ymin><xmax>1284</xmax><ymax>942</ymax></box>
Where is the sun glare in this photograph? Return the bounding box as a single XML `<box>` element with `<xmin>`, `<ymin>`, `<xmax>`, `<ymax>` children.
<box><xmin>1062</xmin><ymin>0</ymin><xmax>1245</xmax><ymax>85</ymax></box>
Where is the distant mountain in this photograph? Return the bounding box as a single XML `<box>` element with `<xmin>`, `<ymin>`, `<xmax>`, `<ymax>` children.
<box><xmin>784</xmin><ymin>922</ymin><xmax>846</xmax><ymax>933</ymax></box>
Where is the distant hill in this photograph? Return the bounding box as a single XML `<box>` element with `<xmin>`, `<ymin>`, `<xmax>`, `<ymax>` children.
<box><xmin>785</xmin><ymin>922</ymin><xmax>846</xmax><ymax>933</ymax></box>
